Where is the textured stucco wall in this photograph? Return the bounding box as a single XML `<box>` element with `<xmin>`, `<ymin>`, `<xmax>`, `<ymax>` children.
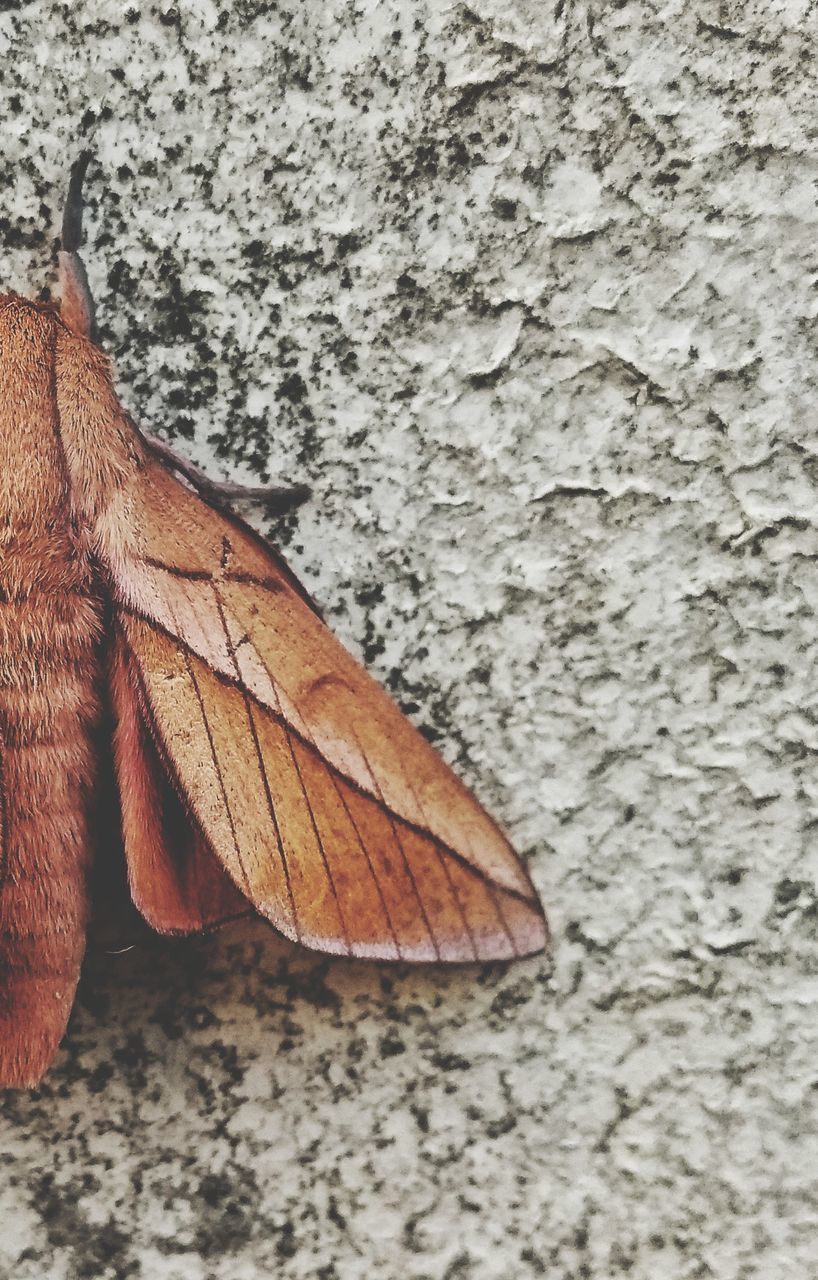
<box><xmin>2</xmin><ymin>2</ymin><xmax>816</xmax><ymax>1277</ymax></box>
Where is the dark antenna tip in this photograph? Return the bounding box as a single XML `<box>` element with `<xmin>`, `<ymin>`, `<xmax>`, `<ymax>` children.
<box><xmin>61</xmin><ymin>151</ymin><xmax>93</xmax><ymax>253</ymax></box>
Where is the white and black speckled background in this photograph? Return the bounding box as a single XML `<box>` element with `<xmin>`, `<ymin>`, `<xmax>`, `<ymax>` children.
<box><xmin>2</xmin><ymin>2</ymin><xmax>817</xmax><ymax>1277</ymax></box>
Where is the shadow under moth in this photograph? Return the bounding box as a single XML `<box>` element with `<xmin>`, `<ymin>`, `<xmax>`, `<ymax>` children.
<box><xmin>0</xmin><ymin>157</ymin><xmax>547</xmax><ymax>1089</ymax></box>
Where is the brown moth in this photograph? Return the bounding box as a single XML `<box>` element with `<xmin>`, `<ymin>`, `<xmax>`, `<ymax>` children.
<box><xmin>0</xmin><ymin>157</ymin><xmax>547</xmax><ymax>1089</ymax></box>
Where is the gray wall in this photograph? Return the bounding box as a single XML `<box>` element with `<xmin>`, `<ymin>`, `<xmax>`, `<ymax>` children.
<box><xmin>2</xmin><ymin>2</ymin><xmax>815</xmax><ymax>1277</ymax></box>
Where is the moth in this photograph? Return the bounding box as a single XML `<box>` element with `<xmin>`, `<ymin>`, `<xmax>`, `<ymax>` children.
<box><xmin>0</xmin><ymin>157</ymin><xmax>547</xmax><ymax>1089</ymax></box>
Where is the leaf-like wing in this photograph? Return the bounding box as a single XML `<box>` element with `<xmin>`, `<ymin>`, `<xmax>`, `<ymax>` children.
<box><xmin>50</xmin><ymin>324</ymin><xmax>548</xmax><ymax>962</ymax></box>
<box><xmin>111</xmin><ymin>457</ymin><xmax>545</xmax><ymax>961</ymax></box>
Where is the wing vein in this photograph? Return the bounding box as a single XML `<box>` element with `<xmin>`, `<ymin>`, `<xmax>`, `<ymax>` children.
<box><xmin>325</xmin><ymin>776</ymin><xmax>405</xmax><ymax>959</ymax></box>
<box><xmin>178</xmin><ymin>642</ymin><xmax>252</xmax><ymax>898</ymax></box>
<box><xmin>248</xmin><ymin>643</ymin><xmax>433</xmax><ymax>960</ymax></box>
<box><xmin>344</xmin><ymin>728</ymin><xmax>455</xmax><ymax>962</ymax></box>
<box><xmin>141</xmin><ymin>557</ymin><xmax>284</xmax><ymax>594</ymax></box>
<box><xmin>281</xmin><ymin>727</ymin><xmax>353</xmax><ymax>956</ymax></box>
<box><xmin>121</xmin><ymin>606</ymin><xmax>538</xmax><ymax>909</ymax></box>
<box><xmin>483</xmin><ymin>882</ymin><xmax>520</xmax><ymax>959</ymax></box>
<box><xmin>344</xmin><ymin>722</ymin><xmax>516</xmax><ymax>960</ymax></box>
<box><xmin>394</xmin><ymin>758</ymin><xmax>518</xmax><ymax>958</ymax></box>
<box><xmin>211</xmin><ymin>584</ymin><xmax>301</xmax><ymax>941</ymax></box>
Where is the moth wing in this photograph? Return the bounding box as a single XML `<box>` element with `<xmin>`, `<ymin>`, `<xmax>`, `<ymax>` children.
<box><xmin>104</xmin><ymin>455</ymin><xmax>547</xmax><ymax>962</ymax></box>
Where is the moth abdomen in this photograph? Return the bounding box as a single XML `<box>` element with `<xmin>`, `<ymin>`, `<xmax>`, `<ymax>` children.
<box><xmin>0</xmin><ymin>603</ymin><xmax>103</xmax><ymax>1087</ymax></box>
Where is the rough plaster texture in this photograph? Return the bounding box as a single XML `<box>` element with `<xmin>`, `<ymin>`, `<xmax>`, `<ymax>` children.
<box><xmin>1</xmin><ymin>1</ymin><xmax>816</xmax><ymax>1277</ymax></box>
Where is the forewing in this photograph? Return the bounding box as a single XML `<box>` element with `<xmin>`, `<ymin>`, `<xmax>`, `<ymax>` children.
<box><xmin>105</xmin><ymin>456</ymin><xmax>547</xmax><ymax>962</ymax></box>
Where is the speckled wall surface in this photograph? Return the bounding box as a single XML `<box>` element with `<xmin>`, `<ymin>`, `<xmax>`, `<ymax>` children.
<box><xmin>1</xmin><ymin>2</ymin><xmax>816</xmax><ymax>1277</ymax></box>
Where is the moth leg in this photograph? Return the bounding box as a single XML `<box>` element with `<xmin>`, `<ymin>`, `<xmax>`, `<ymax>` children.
<box><xmin>142</xmin><ymin>432</ymin><xmax>311</xmax><ymax>514</ymax></box>
<box><xmin>58</xmin><ymin>151</ymin><xmax>96</xmax><ymax>339</ymax></box>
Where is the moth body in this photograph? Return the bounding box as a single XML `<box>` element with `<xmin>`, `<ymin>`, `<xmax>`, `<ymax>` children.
<box><xmin>0</xmin><ymin>300</ymin><xmax>103</xmax><ymax>1086</ymax></box>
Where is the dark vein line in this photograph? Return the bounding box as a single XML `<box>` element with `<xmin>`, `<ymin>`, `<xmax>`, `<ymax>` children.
<box><xmin>426</xmin><ymin>844</ymin><xmax>480</xmax><ymax>959</ymax></box>
<box><xmin>248</xmin><ymin>644</ymin><xmax>422</xmax><ymax>960</ymax></box>
<box><xmin>211</xmin><ymin>584</ymin><xmax>301</xmax><ymax>942</ymax></box>
<box><xmin>345</xmin><ymin>728</ymin><xmax>446</xmax><ymax>961</ymax></box>
<box><xmin>327</xmin><ymin>778</ymin><xmax>404</xmax><ymax>959</ymax></box>
<box><xmin>283</xmin><ymin>729</ymin><xmax>353</xmax><ymax>957</ymax></box>
<box><xmin>119</xmin><ymin>626</ymin><xmax>245</xmax><ymax>916</ymax></box>
<box><xmin>352</xmin><ymin>711</ymin><xmax>515</xmax><ymax>958</ymax></box>
<box><xmin>294</xmin><ymin>684</ymin><xmax>516</xmax><ymax>959</ymax></box>
<box><xmin>382</xmin><ymin>752</ymin><xmax>481</xmax><ymax>960</ymax></box>
<box><xmin>211</xmin><ymin>582</ymin><xmax>347</xmax><ymax>951</ymax></box>
<box><xmin>406</xmin><ymin>772</ymin><xmax>517</xmax><ymax>957</ymax></box>
<box><xmin>484</xmin><ymin>882</ymin><xmax>520</xmax><ymax>958</ymax></box>
<box><xmin>121</xmin><ymin>606</ymin><xmax>540</xmax><ymax>910</ymax></box>
<box><xmin>179</xmin><ymin>643</ymin><xmax>252</xmax><ymax>898</ymax></box>
<box><xmin>215</xmin><ymin>596</ymin><xmax>403</xmax><ymax>957</ymax></box>
<box><xmin>140</xmin><ymin>557</ymin><xmax>284</xmax><ymax>594</ymax></box>
<box><xmin>247</xmin><ymin>703</ymin><xmax>303</xmax><ymax>942</ymax></box>
<box><xmin>122</xmin><ymin>626</ymin><xmax>301</xmax><ymax>942</ymax></box>
<box><xmin>130</xmin><ymin>463</ymin><xmax>321</xmax><ymax>615</ymax></box>
<box><xmin>208</xmin><ymin>584</ymin><xmax>354</xmax><ymax>955</ymax></box>
<box><xmin>164</xmin><ymin>588</ymin><xmax>256</xmax><ymax>905</ymax></box>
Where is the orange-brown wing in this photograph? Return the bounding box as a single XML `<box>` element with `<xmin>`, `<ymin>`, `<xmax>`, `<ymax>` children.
<box><xmin>102</xmin><ymin>454</ymin><xmax>547</xmax><ymax>962</ymax></box>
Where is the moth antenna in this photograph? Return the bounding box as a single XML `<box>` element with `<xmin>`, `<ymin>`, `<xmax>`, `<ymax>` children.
<box><xmin>58</xmin><ymin>150</ymin><xmax>97</xmax><ymax>339</ymax></box>
<box><xmin>62</xmin><ymin>149</ymin><xmax>92</xmax><ymax>252</ymax></box>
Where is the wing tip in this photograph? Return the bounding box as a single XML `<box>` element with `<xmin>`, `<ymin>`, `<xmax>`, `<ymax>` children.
<box><xmin>511</xmin><ymin>908</ymin><xmax>550</xmax><ymax>959</ymax></box>
<box><xmin>490</xmin><ymin>888</ymin><xmax>550</xmax><ymax>962</ymax></box>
